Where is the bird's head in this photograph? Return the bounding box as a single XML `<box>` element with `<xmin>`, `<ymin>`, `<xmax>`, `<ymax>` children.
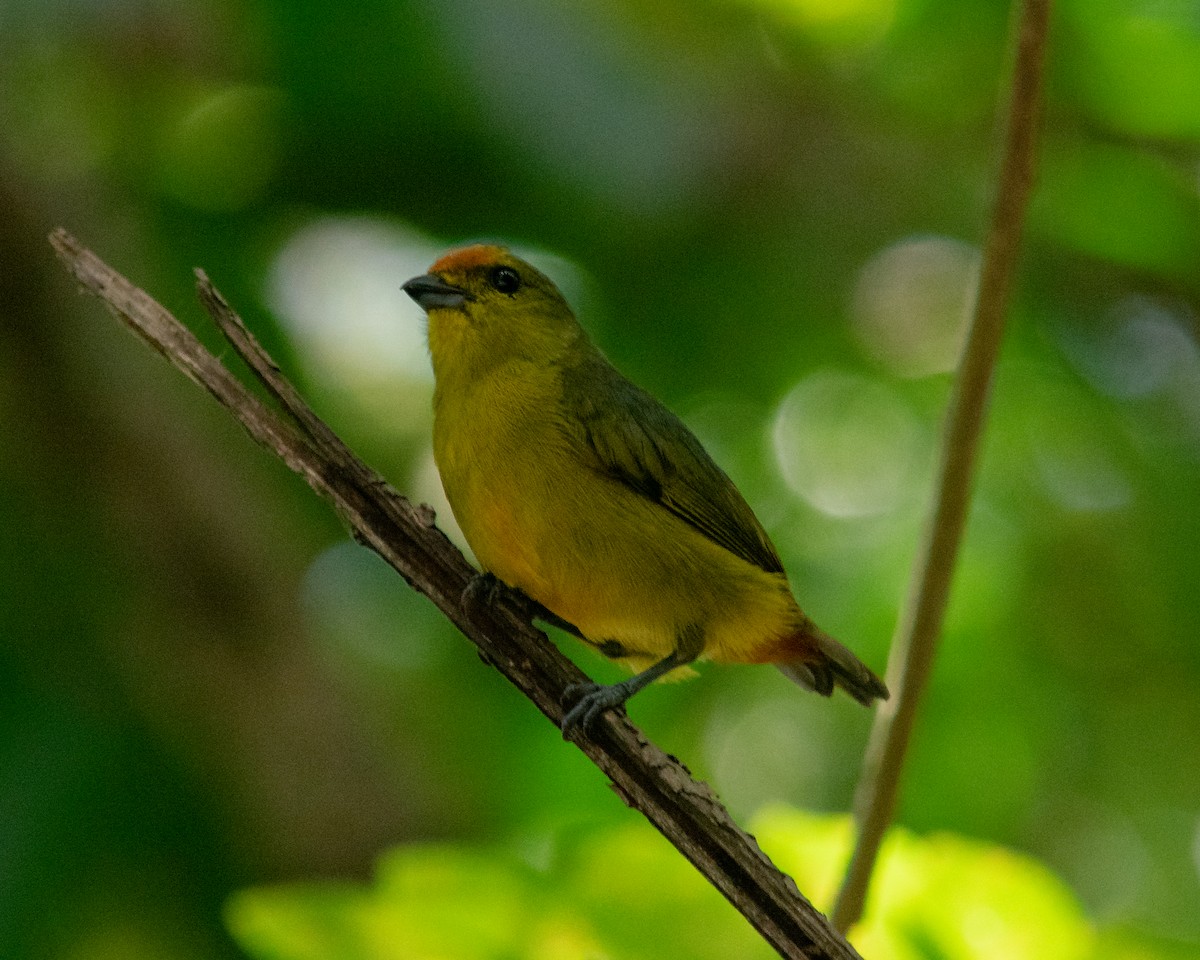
<box><xmin>404</xmin><ymin>245</ymin><xmax>582</xmax><ymax>378</ymax></box>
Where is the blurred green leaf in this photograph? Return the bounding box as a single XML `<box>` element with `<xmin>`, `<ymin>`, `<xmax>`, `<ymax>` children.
<box><xmin>227</xmin><ymin>847</ymin><xmax>607</xmax><ymax>960</ymax></box>
<box><xmin>1062</xmin><ymin>1</ymin><xmax>1200</xmax><ymax>141</ymax></box>
<box><xmin>227</xmin><ymin>811</ymin><xmax>1106</xmax><ymax>960</ymax></box>
<box><xmin>758</xmin><ymin>808</ymin><xmax>1096</xmax><ymax>960</ymax></box>
<box><xmin>1031</xmin><ymin>142</ymin><xmax>1200</xmax><ymax>281</ymax></box>
<box><xmin>158</xmin><ymin>85</ymin><xmax>288</xmax><ymax>211</ymax></box>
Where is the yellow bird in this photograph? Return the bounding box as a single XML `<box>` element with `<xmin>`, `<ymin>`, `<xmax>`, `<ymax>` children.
<box><xmin>404</xmin><ymin>245</ymin><xmax>888</xmax><ymax>737</ymax></box>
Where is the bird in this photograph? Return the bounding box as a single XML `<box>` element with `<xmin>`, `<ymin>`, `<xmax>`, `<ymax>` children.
<box><xmin>403</xmin><ymin>244</ymin><xmax>888</xmax><ymax>738</ymax></box>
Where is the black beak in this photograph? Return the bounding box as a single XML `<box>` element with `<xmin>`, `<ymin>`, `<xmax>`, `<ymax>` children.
<box><xmin>403</xmin><ymin>274</ymin><xmax>471</xmax><ymax>311</ymax></box>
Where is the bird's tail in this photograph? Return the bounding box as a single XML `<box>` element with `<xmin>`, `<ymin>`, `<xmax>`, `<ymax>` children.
<box><xmin>775</xmin><ymin>622</ymin><xmax>889</xmax><ymax>706</ymax></box>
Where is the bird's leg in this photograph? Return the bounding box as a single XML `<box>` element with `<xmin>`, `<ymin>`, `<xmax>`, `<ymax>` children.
<box><xmin>561</xmin><ymin>651</ymin><xmax>687</xmax><ymax>739</ymax></box>
<box><xmin>526</xmin><ymin>600</ymin><xmax>585</xmax><ymax>640</ymax></box>
<box><xmin>461</xmin><ymin>571</ymin><xmax>584</xmax><ymax>639</ymax></box>
<box><xmin>561</xmin><ymin>624</ymin><xmax>704</xmax><ymax>739</ymax></box>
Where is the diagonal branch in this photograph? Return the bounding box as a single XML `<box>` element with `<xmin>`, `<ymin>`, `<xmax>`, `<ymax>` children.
<box><xmin>831</xmin><ymin>0</ymin><xmax>1053</xmax><ymax>933</ymax></box>
<box><xmin>50</xmin><ymin>227</ymin><xmax>861</xmax><ymax>960</ymax></box>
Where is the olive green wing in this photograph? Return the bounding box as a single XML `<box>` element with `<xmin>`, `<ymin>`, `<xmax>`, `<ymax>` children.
<box><xmin>562</xmin><ymin>351</ymin><xmax>784</xmax><ymax>575</ymax></box>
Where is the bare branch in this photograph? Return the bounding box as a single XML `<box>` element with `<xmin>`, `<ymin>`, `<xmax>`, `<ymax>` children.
<box><xmin>51</xmin><ymin>227</ymin><xmax>862</xmax><ymax>960</ymax></box>
<box><xmin>831</xmin><ymin>0</ymin><xmax>1053</xmax><ymax>932</ymax></box>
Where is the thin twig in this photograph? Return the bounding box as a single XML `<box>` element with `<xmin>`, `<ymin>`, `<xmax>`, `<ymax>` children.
<box><xmin>831</xmin><ymin>0</ymin><xmax>1052</xmax><ymax>933</ymax></box>
<box><xmin>51</xmin><ymin>228</ymin><xmax>862</xmax><ymax>960</ymax></box>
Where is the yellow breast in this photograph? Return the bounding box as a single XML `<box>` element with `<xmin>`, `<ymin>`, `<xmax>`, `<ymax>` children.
<box><xmin>433</xmin><ymin>357</ymin><xmax>803</xmax><ymax>672</ymax></box>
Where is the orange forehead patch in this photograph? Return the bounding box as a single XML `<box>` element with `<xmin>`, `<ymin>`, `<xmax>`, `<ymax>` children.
<box><xmin>431</xmin><ymin>244</ymin><xmax>508</xmax><ymax>275</ymax></box>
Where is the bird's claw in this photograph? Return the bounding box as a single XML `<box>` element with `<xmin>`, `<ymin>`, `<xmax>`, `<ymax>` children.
<box><xmin>461</xmin><ymin>572</ymin><xmax>502</xmax><ymax>626</ymax></box>
<box><xmin>463</xmin><ymin>572</ymin><xmax>584</xmax><ymax>641</ymax></box>
<box><xmin>560</xmin><ymin>681</ymin><xmax>627</xmax><ymax>740</ymax></box>
<box><xmin>464</xmin><ymin>575</ymin><xmax>631</xmax><ymax>740</ymax></box>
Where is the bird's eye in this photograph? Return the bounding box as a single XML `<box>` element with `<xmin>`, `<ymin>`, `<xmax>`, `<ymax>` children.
<box><xmin>489</xmin><ymin>266</ymin><xmax>521</xmax><ymax>294</ymax></box>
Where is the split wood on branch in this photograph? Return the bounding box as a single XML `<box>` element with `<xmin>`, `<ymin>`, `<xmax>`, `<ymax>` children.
<box><xmin>50</xmin><ymin>227</ymin><xmax>862</xmax><ymax>960</ymax></box>
<box><xmin>831</xmin><ymin>0</ymin><xmax>1053</xmax><ymax>933</ymax></box>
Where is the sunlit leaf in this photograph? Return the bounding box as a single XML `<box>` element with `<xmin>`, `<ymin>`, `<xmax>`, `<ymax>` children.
<box><xmin>228</xmin><ymin>812</ymin><xmax>1101</xmax><ymax>960</ymax></box>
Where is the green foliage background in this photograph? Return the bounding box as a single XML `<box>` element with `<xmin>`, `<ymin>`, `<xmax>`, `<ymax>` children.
<box><xmin>1</xmin><ymin>0</ymin><xmax>1198</xmax><ymax>957</ymax></box>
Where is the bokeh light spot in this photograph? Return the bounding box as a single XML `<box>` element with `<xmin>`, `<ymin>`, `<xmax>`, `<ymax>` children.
<box><xmin>772</xmin><ymin>370</ymin><xmax>923</xmax><ymax>518</ymax></box>
<box><xmin>1026</xmin><ymin>381</ymin><xmax>1131</xmax><ymax>514</ymax></box>
<box><xmin>1050</xmin><ymin>799</ymin><xmax>1150</xmax><ymax>920</ymax></box>
<box><xmin>704</xmin><ymin>693</ymin><xmax>834</xmax><ymax>819</ymax></box>
<box><xmin>1059</xmin><ymin>295</ymin><xmax>1199</xmax><ymax>401</ymax></box>
<box><xmin>852</xmin><ymin>235</ymin><xmax>978</xmax><ymax>378</ymax></box>
<box><xmin>159</xmin><ymin>85</ymin><xmax>286</xmax><ymax>211</ymax></box>
<box><xmin>268</xmin><ymin>217</ymin><xmax>443</xmax><ymax>387</ymax></box>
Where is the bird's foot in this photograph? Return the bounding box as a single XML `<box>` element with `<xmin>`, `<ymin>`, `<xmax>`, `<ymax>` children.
<box><xmin>461</xmin><ymin>571</ymin><xmax>503</xmax><ymax>627</ymax></box>
<box><xmin>560</xmin><ymin>681</ymin><xmax>631</xmax><ymax>740</ymax></box>
<box><xmin>559</xmin><ymin>649</ymin><xmax>692</xmax><ymax>739</ymax></box>
<box><xmin>463</xmin><ymin>572</ymin><xmax>584</xmax><ymax>639</ymax></box>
